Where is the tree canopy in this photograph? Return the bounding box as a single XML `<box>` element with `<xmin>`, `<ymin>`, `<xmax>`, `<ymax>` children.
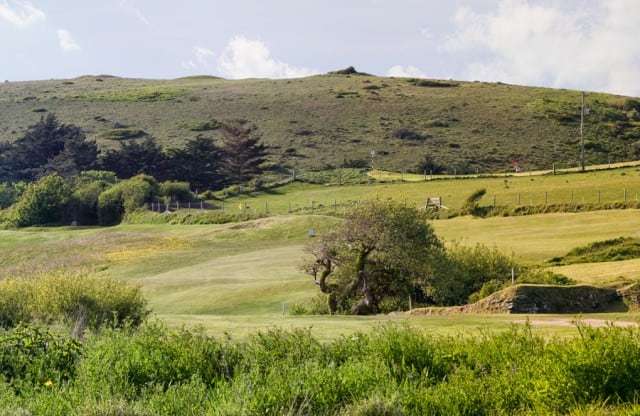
<box><xmin>305</xmin><ymin>201</ymin><xmax>443</xmax><ymax>314</ymax></box>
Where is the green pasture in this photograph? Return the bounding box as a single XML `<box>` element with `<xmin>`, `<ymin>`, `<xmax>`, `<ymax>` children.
<box><xmin>223</xmin><ymin>166</ymin><xmax>640</xmax><ymax>215</ymax></box>
<box><xmin>2</xmin><ymin>209</ymin><xmax>640</xmax><ymax>338</ymax></box>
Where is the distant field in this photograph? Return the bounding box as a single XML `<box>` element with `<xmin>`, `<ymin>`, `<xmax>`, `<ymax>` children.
<box><xmin>224</xmin><ymin>166</ymin><xmax>640</xmax><ymax>214</ymax></box>
<box><xmin>2</xmin><ymin>210</ymin><xmax>640</xmax><ymax>338</ymax></box>
<box><xmin>1</xmin><ymin>74</ymin><xmax>638</xmax><ymax>172</ymax></box>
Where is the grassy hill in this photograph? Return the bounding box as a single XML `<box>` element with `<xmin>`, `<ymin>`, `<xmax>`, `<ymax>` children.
<box><xmin>1</xmin><ymin>73</ymin><xmax>639</xmax><ymax>172</ymax></box>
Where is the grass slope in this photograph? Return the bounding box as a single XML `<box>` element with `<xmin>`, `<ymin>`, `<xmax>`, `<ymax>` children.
<box><xmin>2</xmin><ymin>211</ymin><xmax>640</xmax><ymax>338</ymax></box>
<box><xmin>224</xmin><ymin>166</ymin><xmax>640</xmax><ymax>214</ymax></box>
<box><xmin>1</xmin><ymin>74</ymin><xmax>639</xmax><ymax>172</ymax></box>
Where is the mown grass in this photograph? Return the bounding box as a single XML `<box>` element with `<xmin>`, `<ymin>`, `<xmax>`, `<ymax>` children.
<box><xmin>2</xmin><ymin>211</ymin><xmax>640</xmax><ymax>338</ymax></box>
<box><xmin>1</xmin><ymin>74</ymin><xmax>637</xmax><ymax>172</ymax></box>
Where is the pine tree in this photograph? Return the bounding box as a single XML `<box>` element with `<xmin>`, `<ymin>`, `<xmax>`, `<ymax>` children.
<box><xmin>101</xmin><ymin>136</ymin><xmax>165</xmax><ymax>179</ymax></box>
<box><xmin>165</xmin><ymin>136</ymin><xmax>224</xmax><ymax>190</ymax></box>
<box><xmin>220</xmin><ymin>122</ymin><xmax>267</xmax><ymax>184</ymax></box>
<box><xmin>0</xmin><ymin>114</ymin><xmax>97</xmax><ymax>181</ymax></box>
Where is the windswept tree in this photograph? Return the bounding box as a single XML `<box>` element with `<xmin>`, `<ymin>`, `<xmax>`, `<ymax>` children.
<box><xmin>304</xmin><ymin>201</ymin><xmax>444</xmax><ymax>315</ymax></box>
<box><xmin>220</xmin><ymin>122</ymin><xmax>267</xmax><ymax>184</ymax></box>
<box><xmin>0</xmin><ymin>114</ymin><xmax>98</xmax><ymax>181</ymax></box>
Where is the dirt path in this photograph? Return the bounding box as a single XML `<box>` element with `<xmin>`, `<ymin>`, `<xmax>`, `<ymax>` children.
<box><xmin>512</xmin><ymin>318</ymin><xmax>639</xmax><ymax>328</ymax></box>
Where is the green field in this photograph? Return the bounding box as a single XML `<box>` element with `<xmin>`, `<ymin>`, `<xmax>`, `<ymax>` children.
<box><xmin>223</xmin><ymin>166</ymin><xmax>640</xmax><ymax>215</ymax></box>
<box><xmin>2</xmin><ymin>209</ymin><xmax>640</xmax><ymax>339</ymax></box>
<box><xmin>1</xmin><ymin>74</ymin><xmax>639</xmax><ymax>172</ymax></box>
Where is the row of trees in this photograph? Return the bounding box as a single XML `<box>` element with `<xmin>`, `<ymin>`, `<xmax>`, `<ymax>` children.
<box><xmin>0</xmin><ymin>115</ymin><xmax>267</xmax><ymax>191</ymax></box>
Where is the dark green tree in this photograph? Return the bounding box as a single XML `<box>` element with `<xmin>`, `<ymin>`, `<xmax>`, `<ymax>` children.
<box><xmin>220</xmin><ymin>122</ymin><xmax>267</xmax><ymax>184</ymax></box>
<box><xmin>0</xmin><ymin>114</ymin><xmax>97</xmax><ymax>181</ymax></box>
<box><xmin>165</xmin><ymin>136</ymin><xmax>224</xmax><ymax>190</ymax></box>
<box><xmin>101</xmin><ymin>136</ymin><xmax>165</xmax><ymax>179</ymax></box>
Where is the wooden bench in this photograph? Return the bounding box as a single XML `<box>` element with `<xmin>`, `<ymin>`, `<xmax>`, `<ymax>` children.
<box><xmin>426</xmin><ymin>196</ymin><xmax>446</xmax><ymax>210</ymax></box>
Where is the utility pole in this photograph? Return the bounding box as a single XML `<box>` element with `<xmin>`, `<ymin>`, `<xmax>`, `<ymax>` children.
<box><xmin>580</xmin><ymin>91</ymin><xmax>586</xmax><ymax>171</ymax></box>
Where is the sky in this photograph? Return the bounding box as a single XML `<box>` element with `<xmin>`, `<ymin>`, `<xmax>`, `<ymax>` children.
<box><xmin>0</xmin><ymin>0</ymin><xmax>639</xmax><ymax>96</ymax></box>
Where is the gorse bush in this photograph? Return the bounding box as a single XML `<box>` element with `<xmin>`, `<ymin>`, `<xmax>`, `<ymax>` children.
<box><xmin>3</xmin><ymin>324</ymin><xmax>640</xmax><ymax>414</ymax></box>
<box><xmin>0</xmin><ymin>272</ymin><xmax>147</xmax><ymax>329</ymax></box>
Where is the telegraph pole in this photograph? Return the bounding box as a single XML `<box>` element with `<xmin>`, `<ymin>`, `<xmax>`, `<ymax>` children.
<box><xmin>580</xmin><ymin>91</ymin><xmax>585</xmax><ymax>171</ymax></box>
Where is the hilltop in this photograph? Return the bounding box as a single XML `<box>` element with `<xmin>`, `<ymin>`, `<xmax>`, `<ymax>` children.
<box><xmin>1</xmin><ymin>71</ymin><xmax>639</xmax><ymax>172</ymax></box>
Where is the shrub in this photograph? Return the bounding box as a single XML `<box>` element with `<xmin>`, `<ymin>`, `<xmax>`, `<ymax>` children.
<box><xmin>426</xmin><ymin>243</ymin><xmax>518</xmax><ymax>305</ymax></box>
<box><xmin>70</xmin><ymin>179</ymin><xmax>114</xmax><ymax>225</ymax></box>
<box><xmin>0</xmin><ymin>325</ymin><xmax>82</xmax><ymax>394</ymax></box>
<box><xmin>517</xmin><ymin>268</ymin><xmax>574</xmax><ymax>285</ymax></box>
<box><xmin>461</xmin><ymin>188</ymin><xmax>487</xmax><ymax>216</ymax></box>
<box><xmin>9</xmin><ymin>175</ymin><xmax>71</xmax><ymax>227</ymax></box>
<box><xmin>0</xmin><ymin>182</ymin><xmax>22</xmax><ymax>209</ymax></box>
<box><xmin>392</xmin><ymin>128</ymin><xmax>429</xmax><ymax>141</ymax></box>
<box><xmin>76</xmin><ymin>322</ymin><xmax>238</xmax><ymax>398</ymax></box>
<box><xmin>159</xmin><ymin>181</ymin><xmax>194</xmax><ymax>202</ymax></box>
<box><xmin>98</xmin><ymin>175</ymin><xmax>158</xmax><ymax>225</ymax></box>
<box><xmin>0</xmin><ymin>272</ymin><xmax>148</xmax><ymax>330</ymax></box>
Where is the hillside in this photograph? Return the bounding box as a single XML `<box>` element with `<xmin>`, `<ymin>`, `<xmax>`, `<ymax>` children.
<box><xmin>1</xmin><ymin>72</ymin><xmax>639</xmax><ymax>172</ymax></box>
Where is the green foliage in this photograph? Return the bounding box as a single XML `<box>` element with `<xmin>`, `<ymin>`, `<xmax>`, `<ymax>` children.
<box><xmin>305</xmin><ymin>201</ymin><xmax>443</xmax><ymax>314</ymax></box>
<box><xmin>123</xmin><ymin>209</ymin><xmax>266</xmax><ymax>225</ymax></box>
<box><xmin>550</xmin><ymin>237</ymin><xmax>640</xmax><ymax>265</ymax></box>
<box><xmin>0</xmin><ymin>182</ymin><xmax>24</xmax><ymax>209</ymax></box>
<box><xmin>6</xmin><ymin>325</ymin><xmax>640</xmax><ymax>414</ymax></box>
<box><xmin>517</xmin><ymin>268</ymin><xmax>575</xmax><ymax>285</ymax></box>
<box><xmin>9</xmin><ymin>175</ymin><xmax>71</xmax><ymax>227</ymax></box>
<box><xmin>159</xmin><ymin>181</ymin><xmax>193</xmax><ymax>201</ymax></box>
<box><xmin>0</xmin><ymin>272</ymin><xmax>148</xmax><ymax>329</ymax></box>
<box><xmin>76</xmin><ymin>322</ymin><xmax>238</xmax><ymax>398</ymax></box>
<box><xmin>461</xmin><ymin>188</ymin><xmax>487</xmax><ymax>216</ymax></box>
<box><xmin>429</xmin><ymin>243</ymin><xmax>519</xmax><ymax>305</ymax></box>
<box><xmin>98</xmin><ymin>175</ymin><xmax>159</xmax><ymax>225</ymax></box>
<box><xmin>289</xmin><ymin>294</ymin><xmax>331</xmax><ymax>316</ymax></box>
<box><xmin>70</xmin><ymin>179</ymin><xmax>114</xmax><ymax>225</ymax></box>
<box><xmin>0</xmin><ymin>325</ymin><xmax>82</xmax><ymax>394</ymax></box>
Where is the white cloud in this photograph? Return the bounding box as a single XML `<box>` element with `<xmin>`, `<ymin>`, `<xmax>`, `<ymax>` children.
<box><xmin>217</xmin><ymin>36</ymin><xmax>318</xmax><ymax>79</ymax></box>
<box><xmin>445</xmin><ymin>0</ymin><xmax>640</xmax><ymax>96</ymax></box>
<box><xmin>181</xmin><ymin>46</ymin><xmax>215</xmax><ymax>71</ymax></box>
<box><xmin>0</xmin><ymin>0</ymin><xmax>45</xmax><ymax>27</ymax></box>
<box><xmin>118</xmin><ymin>0</ymin><xmax>150</xmax><ymax>26</ymax></box>
<box><xmin>387</xmin><ymin>65</ymin><xmax>427</xmax><ymax>78</ymax></box>
<box><xmin>57</xmin><ymin>29</ymin><xmax>81</xmax><ymax>52</ymax></box>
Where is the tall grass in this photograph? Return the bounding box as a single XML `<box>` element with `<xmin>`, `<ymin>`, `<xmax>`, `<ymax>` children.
<box><xmin>3</xmin><ymin>323</ymin><xmax>640</xmax><ymax>414</ymax></box>
<box><xmin>0</xmin><ymin>272</ymin><xmax>147</xmax><ymax>329</ymax></box>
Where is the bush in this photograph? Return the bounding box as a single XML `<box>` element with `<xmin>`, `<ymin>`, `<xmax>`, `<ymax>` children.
<box><xmin>0</xmin><ymin>325</ymin><xmax>82</xmax><ymax>394</ymax></box>
<box><xmin>0</xmin><ymin>272</ymin><xmax>148</xmax><ymax>330</ymax></box>
<box><xmin>9</xmin><ymin>175</ymin><xmax>71</xmax><ymax>227</ymax></box>
<box><xmin>0</xmin><ymin>182</ymin><xmax>23</xmax><ymax>209</ymax></box>
<box><xmin>98</xmin><ymin>175</ymin><xmax>159</xmax><ymax>225</ymax></box>
<box><xmin>461</xmin><ymin>188</ymin><xmax>487</xmax><ymax>216</ymax></box>
<box><xmin>392</xmin><ymin>128</ymin><xmax>429</xmax><ymax>141</ymax></box>
<box><xmin>427</xmin><ymin>243</ymin><xmax>518</xmax><ymax>305</ymax></box>
<box><xmin>76</xmin><ymin>322</ymin><xmax>238</xmax><ymax>398</ymax></box>
<box><xmin>159</xmin><ymin>181</ymin><xmax>194</xmax><ymax>202</ymax></box>
<box><xmin>70</xmin><ymin>179</ymin><xmax>114</xmax><ymax>225</ymax></box>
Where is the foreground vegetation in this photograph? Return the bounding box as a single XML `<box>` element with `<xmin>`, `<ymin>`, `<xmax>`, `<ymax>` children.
<box><xmin>3</xmin><ymin>323</ymin><xmax>640</xmax><ymax>415</ymax></box>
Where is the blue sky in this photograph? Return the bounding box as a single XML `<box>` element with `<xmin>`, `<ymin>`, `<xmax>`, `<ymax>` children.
<box><xmin>1</xmin><ymin>0</ymin><xmax>639</xmax><ymax>96</ymax></box>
